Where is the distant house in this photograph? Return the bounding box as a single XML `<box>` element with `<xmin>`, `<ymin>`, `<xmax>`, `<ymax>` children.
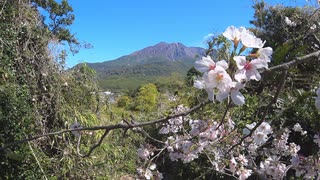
<box><xmin>99</xmin><ymin>91</ymin><xmax>116</xmax><ymax>104</ymax></box>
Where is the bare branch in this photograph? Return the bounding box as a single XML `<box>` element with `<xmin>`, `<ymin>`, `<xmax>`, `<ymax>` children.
<box><xmin>77</xmin><ymin>129</ymin><xmax>110</xmax><ymax>158</ymax></box>
<box><xmin>139</xmin><ymin>128</ymin><xmax>164</xmax><ymax>144</ymax></box>
<box><xmin>217</xmin><ymin>100</ymin><xmax>232</xmax><ymax>129</ymax></box>
<box><xmin>1</xmin><ymin>100</ymin><xmax>210</xmax><ymax>152</ymax></box>
<box><xmin>26</xmin><ymin>135</ymin><xmax>48</xmax><ymax>180</ymax></box>
<box><xmin>261</xmin><ymin>50</ymin><xmax>320</xmax><ymax>73</ymax></box>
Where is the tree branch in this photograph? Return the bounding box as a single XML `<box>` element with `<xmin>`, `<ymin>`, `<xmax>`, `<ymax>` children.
<box><xmin>77</xmin><ymin>129</ymin><xmax>110</xmax><ymax>158</ymax></box>
<box><xmin>1</xmin><ymin>100</ymin><xmax>210</xmax><ymax>152</ymax></box>
<box><xmin>261</xmin><ymin>50</ymin><xmax>320</xmax><ymax>73</ymax></box>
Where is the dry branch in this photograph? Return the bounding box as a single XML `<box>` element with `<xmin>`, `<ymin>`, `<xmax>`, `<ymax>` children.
<box><xmin>1</xmin><ymin>100</ymin><xmax>210</xmax><ymax>153</ymax></box>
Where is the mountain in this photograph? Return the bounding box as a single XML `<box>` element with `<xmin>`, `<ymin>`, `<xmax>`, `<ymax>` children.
<box><xmin>84</xmin><ymin>42</ymin><xmax>206</xmax><ymax>92</ymax></box>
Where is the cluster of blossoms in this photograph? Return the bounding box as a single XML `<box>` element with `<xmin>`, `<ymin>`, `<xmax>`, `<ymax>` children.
<box><xmin>243</xmin><ymin>122</ymin><xmax>272</xmax><ymax>146</ymax></box>
<box><xmin>135</xmin><ymin>27</ymin><xmax>320</xmax><ymax>179</ymax></box>
<box><xmin>137</xmin><ymin>163</ymin><xmax>163</xmax><ymax>180</ymax></box>
<box><xmin>137</xmin><ymin>103</ymin><xmax>320</xmax><ymax>179</ymax></box>
<box><xmin>194</xmin><ymin>26</ymin><xmax>273</xmax><ymax>105</ymax></box>
<box><xmin>159</xmin><ymin>105</ymin><xmax>190</xmax><ymax>134</ymax></box>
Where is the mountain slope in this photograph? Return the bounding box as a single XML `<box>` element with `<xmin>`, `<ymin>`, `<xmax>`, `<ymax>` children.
<box><xmin>85</xmin><ymin>42</ymin><xmax>206</xmax><ymax>91</ymax></box>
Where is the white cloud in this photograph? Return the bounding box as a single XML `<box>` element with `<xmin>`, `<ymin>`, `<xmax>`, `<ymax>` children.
<box><xmin>203</xmin><ymin>33</ymin><xmax>214</xmax><ymax>41</ymax></box>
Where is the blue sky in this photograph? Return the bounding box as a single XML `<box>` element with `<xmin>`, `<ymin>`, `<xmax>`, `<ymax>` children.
<box><xmin>65</xmin><ymin>0</ymin><xmax>314</xmax><ymax>67</ymax></box>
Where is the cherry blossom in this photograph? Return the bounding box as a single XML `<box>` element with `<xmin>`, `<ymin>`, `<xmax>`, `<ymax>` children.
<box><xmin>293</xmin><ymin>123</ymin><xmax>307</xmax><ymax>135</ymax></box>
<box><xmin>230</xmin><ymin>82</ymin><xmax>246</xmax><ymax>105</ymax></box>
<box><xmin>136</xmin><ymin>25</ymin><xmax>320</xmax><ymax>180</ymax></box>
<box><xmin>284</xmin><ymin>16</ymin><xmax>297</xmax><ymax>27</ymax></box>
<box><xmin>159</xmin><ymin>105</ymin><xmax>190</xmax><ymax>134</ymax></box>
<box><xmin>222</xmin><ymin>26</ymin><xmax>245</xmax><ymax>48</ymax></box>
<box><xmin>236</xmin><ymin>168</ymin><xmax>252</xmax><ymax>180</ymax></box>
<box><xmin>260</xmin><ymin>156</ymin><xmax>287</xmax><ymax>179</ymax></box>
<box><xmin>234</xmin><ymin>56</ymin><xmax>267</xmax><ymax>82</ymax></box>
<box><xmin>202</xmin><ymin>66</ymin><xmax>235</xmax><ymax>102</ymax></box>
<box><xmin>193</xmin><ymin>79</ymin><xmax>205</xmax><ymax>89</ymax></box>
<box><xmin>194</xmin><ymin>56</ymin><xmax>228</xmax><ymax>73</ymax></box>
<box><xmin>240</xmin><ymin>28</ymin><xmax>265</xmax><ymax>48</ymax></box>
<box><xmin>137</xmin><ymin>145</ymin><xmax>151</xmax><ymax>160</ymax></box>
<box><xmin>255</xmin><ymin>47</ymin><xmax>273</xmax><ymax>63</ymax></box>
<box><xmin>229</xmin><ymin>157</ymin><xmax>237</xmax><ymax>173</ymax></box>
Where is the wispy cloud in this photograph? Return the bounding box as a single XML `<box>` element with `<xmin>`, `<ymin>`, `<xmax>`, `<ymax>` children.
<box><xmin>203</xmin><ymin>33</ymin><xmax>215</xmax><ymax>41</ymax></box>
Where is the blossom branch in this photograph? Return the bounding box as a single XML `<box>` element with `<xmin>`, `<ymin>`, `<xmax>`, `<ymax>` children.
<box><xmin>228</xmin><ymin>69</ymin><xmax>288</xmax><ymax>153</ymax></box>
<box><xmin>0</xmin><ymin>100</ymin><xmax>209</xmax><ymax>152</ymax></box>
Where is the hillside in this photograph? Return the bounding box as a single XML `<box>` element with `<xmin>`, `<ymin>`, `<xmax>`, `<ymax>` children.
<box><xmin>84</xmin><ymin>42</ymin><xmax>206</xmax><ymax>91</ymax></box>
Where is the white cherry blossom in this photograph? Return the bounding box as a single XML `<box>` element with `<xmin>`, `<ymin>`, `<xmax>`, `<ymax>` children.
<box><xmin>293</xmin><ymin>123</ymin><xmax>307</xmax><ymax>135</ymax></box>
<box><xmin>230</xmin><ymin>82</ymin><xmax>246</xmax><ymax>105</ymax></box>
<box><xmin>193</xmin><ymin>79</ymin><xmax>205</xmax><ymax>89</ymax></box>
<box><xmin>256</xmin><ymin>47</ymin><xmax>273</xmax><ymax>63</ymax></box>
<box><xmin>137</xmin><ymin>145</ymin><xmax>150</xmax><ymax>160</ymax></box>
<box><xmin>203</xmin><ymin>66</ymin><xmax>235</xmax><ymax>102</ymax></box>
<box><xmin>234</xmin><ymin>56</ymin><xmax>267</xmax><ymax>82</ymax></box>
<box><xmin>229</xmin><ymin>157</ymin><xmax>237</xmax><ymax>173</ymax></box>
<box><xmin>237</xmin><ymin>168</ymin><xmax>252</xmax><ymax>180</ymax></box>
<box><xmin>222</xmin><ymin>26</ymin><xmax>245</xmax><ymax>45</ymax></box>
<box><xmin>240</xmin><ymin>29</ymin><xmax>265</xmax><ymax>48</ymax></box>
<box><xmin>194</xmin><ymin>56</ymin><xmax>228</xmax><ymax>73</ymax></box>
<box><xmin>257</xmin><ymin>122</ymin><xmax>272</xmax><ymax>135</ymax></box>
<box><xmin>285</xmin><ymin>16</ymin><xmax>297</xmax><ymax>27</ymax></box>
<box><xmin>253</xmin><ymin>131</ymin><xmax>268</xmax><ymax>145</ymax></box>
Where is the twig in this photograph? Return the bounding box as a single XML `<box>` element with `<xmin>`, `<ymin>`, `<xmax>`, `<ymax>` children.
<box><xmin>77</xmin><ymin>129</ymin><xmax>110</xmax><ymax>158</ymax></box>
<box><xmin>228</xmin><ymin>69</ymin><xmax>288</xmax><ymax>153</ymax></box>
<box><xmin>0</xmin><ymin>0</ymin><xmax>7</xmax><ymax>16</ymax></box>
<box><xmin>204</xmin><ymin>151</ymin><xmax>237</xmax><ymax>179</ymax></box>
<box><xmin>136</xmin><ymin>128</ymin><xmax>165</xmax><ymax>144</ymax></box>
<box><xmin>1</xmin><ymin>100</ymin><xmax>209</xmax><ymax>151</ymax></box>
<box><xmin>217</xmin><ymin>100</ymin><xmax>232</xmax><ymax>129</ymax></box>
<box><xmin>309</xmin><ymin>33</ymin><xmax>320</xmax><ymax>46</ymax></box>
<box><xmin>27</xmin><ymin>136</ymin><xmax>48</xmax><ymax>180</ymax></box>
<box><xmin>309</xmin><ymin>7</ymin><xmax>320</xmax><ymax>19</ymax></box>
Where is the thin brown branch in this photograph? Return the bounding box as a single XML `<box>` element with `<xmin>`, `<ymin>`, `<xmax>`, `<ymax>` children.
<box><xmin>77</xmin><ymin>129</ymin><xmax>110</xmax><ymax>158</ymax></box>
<box><xmin>309</xmin><ymin>7</ymin><xmax>320</xmax><ymax>19</ymax></box>
<box><xmin>261</xmin><ymin>50</ymin><xmax>320</xmax><ymax>73</ymax></box>
<box><xmin>217</xmin><ymin>100</ymin><xmax>232</xmax><ymax>129</ymax></box>
<box><xmin>228</xmin><ymin>69</ymin><xmax>288</xmax><ymax>153</ymax></box>
<box><xmin>135</xmin><ymin>128</ymin><xmax>165</xmax><ymax>144</ymax></box>
<box><xmin>26</xmin><ymin>134</ymin><xmax>48</xmax><ymax>180</ymax></box>
<box><xmin>1</xmin><ymin>100</ymin><xmax>209</xmax><ymax>151</ymax></box>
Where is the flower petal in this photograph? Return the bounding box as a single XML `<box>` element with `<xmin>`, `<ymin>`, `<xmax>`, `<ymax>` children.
<box><xmin>194</xmin><ymin>79</ymin><xmax>205</xmax><ymax>89</ymax></box>
<box><xmin>233</xmin><ymin>56</ymin><xmax>246</xmax><ymax>70</ymax></box>
<box><xmin>231</xmin><ymin>90</ymin><xmax>245</xmax><ymax>105</ymax></box>
<box><xmin>235</xmin><ymin>69</ymin><xmax>247</xmax><ymax>82</ymax></box>
<box><xmin>216</xmin><ymin>60</ymin><xmax>229</xmax><ymax>70</ymax></box>
<box><xmin>194</xmin><ymin>56</ymin><xmax>215</xmax><ymax>73</ymax></box>
<box><xmin>223</xmin><ymin>26</ymin><xmax>241</xmax><ymax>42</ymax></box>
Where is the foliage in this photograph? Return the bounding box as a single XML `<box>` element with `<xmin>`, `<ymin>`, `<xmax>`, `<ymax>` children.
<box><xmin>133</xmin><ymin>83</ymin><xmax>159</xmax><ymax>112</ymax></box>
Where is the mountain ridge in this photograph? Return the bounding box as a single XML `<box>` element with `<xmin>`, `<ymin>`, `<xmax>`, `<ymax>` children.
<box><xmin>82</xmin><ymin>42</ymin><xmax>206</xmax><ymax>91</ymax></box>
